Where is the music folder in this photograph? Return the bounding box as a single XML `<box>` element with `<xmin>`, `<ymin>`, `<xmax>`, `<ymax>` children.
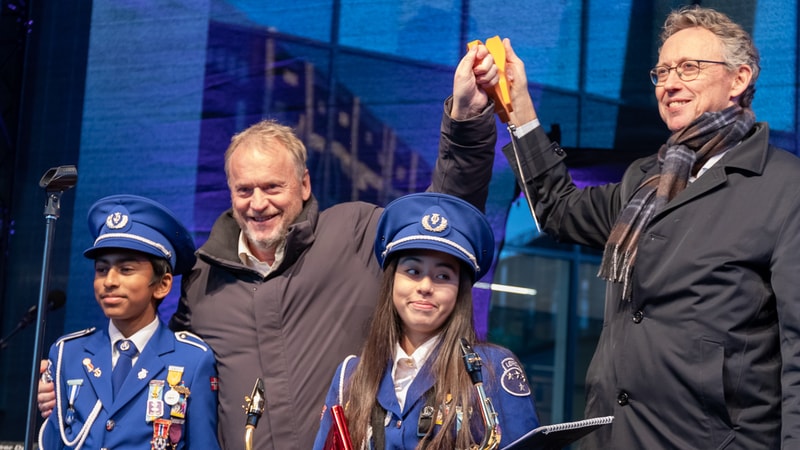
<box><xmin>501</xmin><ymin>416</ymin><xmax>613</xmax><ymax>450</ymax></box>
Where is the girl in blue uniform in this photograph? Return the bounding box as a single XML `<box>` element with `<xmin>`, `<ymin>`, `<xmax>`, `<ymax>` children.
<box><xmin>313</xmin><ymin>192</ymin><xmax>539</xmax><ymax>449</ymax></box>
<box><xmin>38</xmin><ymin>194</ymin><xmax>221</xmax><ymax>450</ymax></box>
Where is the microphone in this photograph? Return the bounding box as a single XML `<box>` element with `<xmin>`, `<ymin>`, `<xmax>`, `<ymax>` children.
<box><xmin>0</xmin><ymin>290</ymin><xmax>66</xmax><ymax>350</ymax></box>
<box><xmin>39</xmin><ymin>165</ymin><xmax>78</xmax><ymax>193</ymax></box>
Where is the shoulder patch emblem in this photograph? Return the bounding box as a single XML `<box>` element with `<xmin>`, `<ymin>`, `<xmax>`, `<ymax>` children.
<box><xmin>500</xmin><ymin>357</ymin><xmax>531</xmax><ymax>397</ymax></box>
<box><xmin>175</xmin><ymin>331</ymin><xmax>209</xmax><ymax>351</ymax></box>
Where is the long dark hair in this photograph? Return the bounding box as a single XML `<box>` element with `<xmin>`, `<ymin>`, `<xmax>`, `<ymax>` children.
<box><xmin>343</xmin><ymin>256</ymin><xmax>482</xmax><ymax>449</ymax></box>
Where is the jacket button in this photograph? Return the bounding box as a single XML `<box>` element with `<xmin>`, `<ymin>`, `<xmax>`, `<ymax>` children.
<box><xmin>632</xmin><ymin>310</ymin><xmax>644</xmax><ymax>323</ymax></box>
<box><xmin>617</xmin><ymin>391</ymin><xmax>630</xmax><ymax>406</ymax></box>
<box><xmin>396</xmin><ymin>420</ymin><xmax>402</xmax><ymax>428</ymax></box>
<box><xmin>106</xmin><ymin>419</ymin><xmax>115</xmax><ymax>431</ymax></box>
<box><xmin>555</xmin><ymin>147</ymin><xmax>565</xmax><ymax>156</ymax></box>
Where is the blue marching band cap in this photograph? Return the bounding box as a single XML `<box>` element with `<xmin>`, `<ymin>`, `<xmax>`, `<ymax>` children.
<box><xmin>83</xmin><ymin>194</ymin><xmax>196</xmax><ymax>275</ymax></box>
<box><xmin>375</xmin><ymin>192</ymin><xmax>495</xmax><ymax>281</ymax></box>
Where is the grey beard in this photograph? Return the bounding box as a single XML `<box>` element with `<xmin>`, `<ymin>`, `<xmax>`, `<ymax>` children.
<box><xmin>245</xmin><ymin>227</ymin><xmax>288</xmax><ymax>256</ymax></box>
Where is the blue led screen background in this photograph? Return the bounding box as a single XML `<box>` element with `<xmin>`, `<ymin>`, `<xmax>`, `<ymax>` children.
<box><xmin>0</xmin><ymin>0</ymin><xmax>797</xmax><ymax>439</ymax></box>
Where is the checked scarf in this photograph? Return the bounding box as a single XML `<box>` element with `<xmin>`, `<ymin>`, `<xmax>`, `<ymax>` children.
<box><xmin>598</xmin><ymin>104</ymin><xmax>755</xmax><ymax>301</ymax></box>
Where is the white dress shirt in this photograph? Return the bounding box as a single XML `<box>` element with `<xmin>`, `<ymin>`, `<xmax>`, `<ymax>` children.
<box><xmin>392</xmin><ymin>335</ymin><xmax>439</xmax><ymax>410</ymax></box>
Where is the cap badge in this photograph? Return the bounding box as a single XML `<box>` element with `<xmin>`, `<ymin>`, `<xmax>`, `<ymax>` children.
<box><xmin>421</xmin><ymin>213</ymin><xmax>448</xmax><ymax>233</ymax></box>
<box><xmin>106</xmin><ymin>211</ymin><xmax>129</xmax><ymax>230</ymax></box>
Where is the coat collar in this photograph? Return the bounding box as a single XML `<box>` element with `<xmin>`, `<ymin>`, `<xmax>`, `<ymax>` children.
<box><xmin>637</xmin><ymin>123</ymin><xmax>768</xmax><ymax>218</ymax></box>
<box><xmin>197</xmin><ymin>195</ymin><xmax>319</xmax><ymax>276</ymax></box>
<box><xmin>637</xmin><ymin>122</ymin><xmax>767</xmax><ymax>177</ymax></box>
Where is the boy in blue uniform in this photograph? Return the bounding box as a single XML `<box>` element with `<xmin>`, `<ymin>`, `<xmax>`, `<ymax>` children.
<box><xmin>38</xmin><ymin>194</ymin><xmax>221</xmax><ymax>450</ymax></box>
<box><xmin>313</xmin><ymin>192</ymin><xmax>539</xmax><ymax>449</ymax></box>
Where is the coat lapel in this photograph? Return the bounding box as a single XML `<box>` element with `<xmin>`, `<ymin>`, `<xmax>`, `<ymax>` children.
<box><xmin>82</xmin><ymin>330</ymin><xmax>113</xmax><ymax>405</ymax></box>
<box><xmin>402</xmin><ymin>360</ymin><xmax>435</xmax><ymax>417</ymax></box>
<box><xmin>649</xmin><ymin>124</ymin><xmax>769</xmax><ymax>222</ymax></box>
<box><xmin>655</xmin><ymin>166</ymin><xmax>728</xmax><ymax>218</ymax></box>
<box><xmin>376</xmin><ymin>363</ymin><xmax>402</xmax><ymax>417</ymax></box>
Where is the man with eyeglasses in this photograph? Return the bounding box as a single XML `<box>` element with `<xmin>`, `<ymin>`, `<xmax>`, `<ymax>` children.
<box><xmin>446</xmin><ymin>5</ymin><xmax>800</xmax><ymax>450</ymax></box>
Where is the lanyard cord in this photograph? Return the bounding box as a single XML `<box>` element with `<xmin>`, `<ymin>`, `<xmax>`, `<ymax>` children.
<box><xmin>507</xmin><ymin>124</ymin><xmax>541</xmax><ymax>233</ymax></box>
<box><xmin>48</xmin><ymin>340</ymin><xmax>102</xmax><ymax>450</ymax></box>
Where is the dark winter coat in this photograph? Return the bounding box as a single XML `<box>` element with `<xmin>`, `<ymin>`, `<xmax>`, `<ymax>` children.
<box><xmin>501</xmin><ymin>122</ymin><xmax>800</xmax><ymax>449</ymax></box>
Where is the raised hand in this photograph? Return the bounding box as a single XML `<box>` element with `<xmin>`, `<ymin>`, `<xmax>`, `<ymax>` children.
<box><xmin>502</xmin><ymin>38</ymin><xmax>538</xmax><ymax>126</ymax></box>
<box><xmin>452</xmin><ymin>44</ymin><xmax>499</xmax><ymax>120</ymax></box>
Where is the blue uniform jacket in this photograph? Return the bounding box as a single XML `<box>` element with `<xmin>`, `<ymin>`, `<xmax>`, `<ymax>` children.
<box><xmin>313</xmin><ymin>344</ymin><xmax>539</xmax><ymax>449</ymax></box>
<box><xmin>39</xmin><ymin>320</ymin><xmax>220</xmax><ymax>450</ymax></box>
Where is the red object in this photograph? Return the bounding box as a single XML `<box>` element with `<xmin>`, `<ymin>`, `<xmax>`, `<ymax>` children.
<box><xmin>324</xmin><ymin>405</ymin><xmax>354</xmax><ymax>450</ymax></box>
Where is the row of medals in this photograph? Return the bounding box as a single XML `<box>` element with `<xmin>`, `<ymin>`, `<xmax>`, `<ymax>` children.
<box><xmin>73</xmin><ymin>359</ymin><xmax>191</xmax><ymax>449</ymax></box>
<box><xmin>149</xmin><ymin>366</ymin><xmax>191</xmax><ymax>449</ymax></box>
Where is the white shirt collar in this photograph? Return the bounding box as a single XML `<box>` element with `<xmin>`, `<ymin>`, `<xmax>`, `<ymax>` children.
<box><xmin>109</xmin><ymin>316</ymin><xmax>158</xmax><ymax>366</ymax></box>
<box><xmin>690</xmin><ymin>150</ymin><xmax>728</xmax><ymax>182</ymax></box>
<box><xmin>237</xmin><ymin>231</ymin><xmax>285</xmax><ymax>276</ymax></box>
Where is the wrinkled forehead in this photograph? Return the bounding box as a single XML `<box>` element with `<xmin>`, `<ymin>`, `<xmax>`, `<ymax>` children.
<box><xmin>658</xmin><ymin>27</ymin><xmax>724</xmax><ymax>64</ymax></box>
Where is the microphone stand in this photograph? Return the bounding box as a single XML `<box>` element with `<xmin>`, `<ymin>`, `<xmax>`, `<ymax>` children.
<box><xmin>0</xmin><ymin>305</ymin><xmax>41</xmax><ymax>351</ymax></box>
<box><xmin>24</xmin><ymin>165</ymin><xmax>77</xmax><ymax>450</ymax></box>
<box><xmin>0</xmin><ymin>291</ymin><xmax>66</xmax><ymax>351</ymax></box>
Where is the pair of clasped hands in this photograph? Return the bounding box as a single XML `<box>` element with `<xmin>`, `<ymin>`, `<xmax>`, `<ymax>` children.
<box><xmin>454</xmin><ymin>36</ymin><xmax>538</xmax><ymax>127</ymax></box>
